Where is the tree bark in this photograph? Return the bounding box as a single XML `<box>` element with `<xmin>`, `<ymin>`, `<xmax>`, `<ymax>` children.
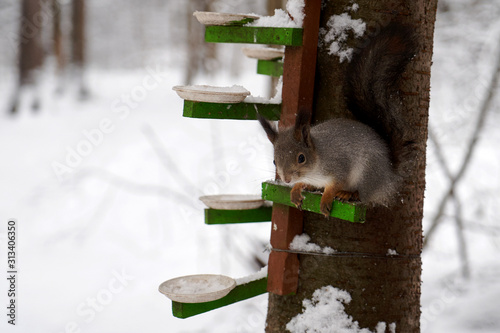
<box><xmin>266</xmin><ymin>0</ymin><xmax>437</xmax><ymax>332</ymax></box>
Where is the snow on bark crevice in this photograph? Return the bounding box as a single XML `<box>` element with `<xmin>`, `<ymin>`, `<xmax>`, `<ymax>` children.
<box><xmin>320</xmin><ymin>4</ymin><xmax>366</xmax><ymax>63</ymax></box>
<box><xmin>286</xmin><ymin>286</ymin><xmax>396</xmax><ymax>333</ymax></box>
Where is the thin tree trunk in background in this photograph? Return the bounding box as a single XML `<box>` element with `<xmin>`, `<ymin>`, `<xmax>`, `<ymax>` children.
<box><xmin>266</xmin><ymin>0</ymin><xmax>284</xmax><ymax>97</ymax></box>
<box><xmin>53</xmin><ymin>0</ymin><xmax>64</xmax><ymax>73</ymax></box>
<box><xmin>265</xmin><ymin>0</ymin><xmax>437</xmax><ymax>331</ymax></box>
<box><xmin>52</xmin><ymin>0</ymin><xmax>67</xmax><ymax>94</ymax></box>
<box><xmin>203</xmin><ymin>0</ymin><xmax>217</xmax><ymax>74</ymax></box>
<box><xmin>71</xmin><ymin>0</ymin><xmax>88</xmax><ymax>99</ymax></box>
<box><xmin>184</xmin><ymin>0</ymin><xmax>216</xmax><ymax>85</ymax></box>
<box><xmin>423</xmin><ymin>38</ymin><xmax>500</xmax><ymax>249</ymax></box>
<box><xmin>10</xmin><ymin>0</ymin><xmax>44</xmax><ymax>114</ymax></box>
<box><xmin>185</xmin><ymin>0</ymin><xmax>202</xmax><ymax>84</ymax></box>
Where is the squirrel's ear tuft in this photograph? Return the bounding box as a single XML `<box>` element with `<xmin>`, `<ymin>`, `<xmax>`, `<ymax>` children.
<box><xmin>258</xmin><ymin>114</ymin><xmax>277</xmax><ymax>144</ymax></box>
<box><xmin>294</xmin><ymin>109</ymin><xmax>314</xmax><ymax>148</ymax></box>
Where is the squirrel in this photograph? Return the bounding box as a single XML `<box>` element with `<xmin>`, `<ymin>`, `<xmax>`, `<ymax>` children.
<box><xmin>258</xmin><ymin>23</ymin><xmax>418</xmax><ymax>217</ymax></box>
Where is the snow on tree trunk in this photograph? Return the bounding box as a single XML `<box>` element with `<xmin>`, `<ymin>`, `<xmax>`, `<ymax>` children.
<box><xmin>265</xmin><ymin>0</ymin><xmax>437</xmax><ymax>332</ymax></box>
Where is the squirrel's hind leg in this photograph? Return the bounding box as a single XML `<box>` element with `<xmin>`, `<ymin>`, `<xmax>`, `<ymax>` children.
<box><xmin>321</xmin><ymin>189</ymin><xmax>361</xmax><ymax>216</ymax></box>
<box><xmin>335</xmin><ymin>190</ymin><xmax>360</xmax><ymax>203</ymax></box>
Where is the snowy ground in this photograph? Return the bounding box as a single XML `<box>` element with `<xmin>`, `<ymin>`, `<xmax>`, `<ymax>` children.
<box><xmin>1</xmin><ymin>3</ymin><xmax>500</xmax><ymax>333</ymax></box>
<box><xmin>0</xmin><ymin>63</ymin><xmax>274</xmax><ymax>332</ymax></box>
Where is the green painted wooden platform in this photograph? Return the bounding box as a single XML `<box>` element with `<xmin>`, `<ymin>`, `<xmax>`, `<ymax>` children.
<box><xmin>257</xmin><ymin>59</ymin><xmax>283</xmax><ymax>77</ymax></box>
<box><xmin>261</xmin><ymin>182</ymin><xmax>366</xmax><ymax>223</ymax></box>
<box><xmin>172</xmin><ymin>277</ymin><xmax>268</xmax><ymax>319</ymax></box>
<box><xmin>205</xmin><ymin>207</ymin><xmax>272</xmax><ymax>224</ymax></box>
<box><xmin>182</xmin><ymin>100</ymin><xmax>281</xmax><ymax>120</ymax></box>
<box><xmin>205</xmin><ymin>26</ymin><xmax>303</xmax><ymax>46</ymax></box>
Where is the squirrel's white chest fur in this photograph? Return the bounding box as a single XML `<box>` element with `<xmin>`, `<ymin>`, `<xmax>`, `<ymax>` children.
<box><xmin>294</xmin><ymin>164</ymin><xmax>335</xmax><ymax>189</ymax></box>
<box><xmin>291</xmin><ymin>155</ymin><xmax>367</xmax><ymax>191</ymax></box>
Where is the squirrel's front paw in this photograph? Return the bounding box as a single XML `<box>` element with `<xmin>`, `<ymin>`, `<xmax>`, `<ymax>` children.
<box><xmin>290</xmin><ymin>186</ymin><xmax>304</xmax><ymax>210</ymax></box>
<box><xmin>320</xmin><ymin>198</ymin><xmax>332</xmax><ymax>217</ymax></box>
<box><xmin>319</xmin><ymin>195</ymin><xmax>333</xmax><ymax>217</ymax></box>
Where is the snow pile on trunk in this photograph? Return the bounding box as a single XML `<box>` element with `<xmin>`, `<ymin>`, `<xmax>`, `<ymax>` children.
<box><xmin>286</xmin><ymin>286</ymin><xmax>395</xmax><ymax>333</ymax></box>
<box><xmin>320</xmin><ymin>9</ymin><xmax>366</xmax><ymax>63</ymax></box>
<box><xmin>289</xmin><ymin>233</ymin><xmax>336</xmax><ymax>255</ymax></box>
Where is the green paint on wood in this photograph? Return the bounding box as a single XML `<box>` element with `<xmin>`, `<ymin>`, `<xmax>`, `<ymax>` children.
<box><xmin>257</xmin><ymin>60</ymin><xmax>283</xmax><ymax>77</ymax></box>
<box><xmin>205</xmin><ymin>207</ymin><xmax>272</xmax><ymax>224</ymax></box>
<box><xmin>172</xmin><ymin>277</ymin><xmax>268</xmax><ymax>319</ymax></box>
<box><xmin>261</xmin><ymin>182</ymin><xmax>366</xmax><ymax>223</ymax></box>
<box><xmin>205</xmin><ymin>26</ymin><xmax>303</xmax><ymax>46</ymax></box>
<box><xmin>183</xmin><ymin>100</ymin><xmax>281</xmax><ymax>120</ymax></box>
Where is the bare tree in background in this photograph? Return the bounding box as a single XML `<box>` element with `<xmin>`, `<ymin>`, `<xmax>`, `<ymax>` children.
<box><xmin>10</xmin><ymin>0</ymin><xmax>44</xmax><ymax>114</ymax></box>
<box><xmin>266</xmin><ymin>0</ymin><xmax>284</xmax><ymax>97</ymax></box>
<box><xmin>52</xmin><ymin>0</ymin><xmax>64</xmax><ymax>77</ymax></box>
<box><xmin>71</xmin><ymin>0</ymin><xmax>88</xmax><ymax>99</ymax></box>
<box><xmin>423</xmin><ymin>34</ymin><xmax>500</xmax><ymax>278</ymax></box>
<box><xmin>184</xmin><ymin>0</ymin><xmax>217</xmax><ymax>85</ymax></box>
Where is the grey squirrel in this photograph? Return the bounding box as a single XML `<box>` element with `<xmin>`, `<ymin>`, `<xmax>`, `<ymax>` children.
<box><xmin>258</xmin><ymin>23</ymin><xmax>418</xmax><ymax>216</ymax></box>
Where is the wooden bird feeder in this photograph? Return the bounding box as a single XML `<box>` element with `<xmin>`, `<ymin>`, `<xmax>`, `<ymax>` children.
<box><xmin>159</xmin><ymin>0</ymin><xmax>367</xmax><ymax>320</ymax></box>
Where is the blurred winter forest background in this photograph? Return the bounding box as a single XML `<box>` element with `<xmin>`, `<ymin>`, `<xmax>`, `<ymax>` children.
<box><xmin>0</xmin><ymin>0</ymin><xmax>499</xmax><ymax>332</ymax></box>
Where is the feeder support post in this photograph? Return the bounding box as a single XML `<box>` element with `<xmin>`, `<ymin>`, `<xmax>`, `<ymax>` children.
<box><xmin>266</xmin><ymin>0</ymin><xmax>322</xmax><ymax>296</ymax></box>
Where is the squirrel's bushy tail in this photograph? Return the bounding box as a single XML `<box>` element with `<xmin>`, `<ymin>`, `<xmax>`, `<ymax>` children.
<box><xmin>345</xmin><ymin>23</ymin><xmax>418</xmax><ymax>175</ymax></box>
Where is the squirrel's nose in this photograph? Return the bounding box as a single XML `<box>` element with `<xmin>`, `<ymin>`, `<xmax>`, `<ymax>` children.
<box><xmin>284</xmin><ymin>175</ymin><xmax>292</xmax><ymax>183</ymax></box>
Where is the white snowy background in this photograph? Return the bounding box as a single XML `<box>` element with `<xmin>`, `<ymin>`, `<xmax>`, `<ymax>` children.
<box><xmin>0</xmin><ymin>0</ymin><xmax>499</xmax><ymax>332</ymax></box>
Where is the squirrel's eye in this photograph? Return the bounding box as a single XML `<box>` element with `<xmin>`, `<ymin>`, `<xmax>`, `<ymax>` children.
<box><xmin>298</xmin><ymin>154</ymin><xmax>306</xmax><ymax>164</ymax></box>
<box><xmin>273</xmin><ymin>160</ymin><xmax>276</xmax><ymax>166</ymax></box>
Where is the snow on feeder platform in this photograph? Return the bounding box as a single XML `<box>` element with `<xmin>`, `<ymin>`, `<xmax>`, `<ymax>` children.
<box><xmin>162</xmin><ymin>268</ymin><xmax>268</xmax><ymax>319</ymax></box>
<box><xmin>242</xmin><ymin>46</ymin><xmax>284</xmax><ymax>60</ymax></box>
<box><xmin>193</xmin><ymin>11</ymin><xmax>259</xmax><ymax>26</ymax></box>
<box><xmin>159</xmin><ymin>274</ymin><xmax>236</xmax><ymax>303</ymax></box>
<box><xmin>172</xmin><ymin>85</ymin><xmax>250</xmax><ymax>103</ymax></box>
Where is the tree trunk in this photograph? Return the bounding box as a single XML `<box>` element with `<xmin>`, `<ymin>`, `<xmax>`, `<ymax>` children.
<box><xmin>71</xmin><ymin>0</ymin><xmax>88</xmax><ymax>99</ymax></box>
<box><xmin>266</xmin><ymin>0</ymin><xmax>437</xmax><ymax>332</ymax></box>
<box><xmin>52</xmin><ymin>0</ymin><xmax>64</xmax><ymax>73</ymax></box>
<box><xmin>52</xmin><ymin>0</ymin><xmax>67</xmax><ymax>94</ymax></box>
<box><xmin>266</xmin><ymin>0</ymin><xmax>285</xmax><ymax>97</ymax></box>
<box><xmin>10</xmin><ymin>0</ymin><xmax>44</xmax><ymax>113</ymax></box>
<box><xmin>184</xmin><ymin>0</ymin><xmax>216</xmax><ymax>85</ymax></box>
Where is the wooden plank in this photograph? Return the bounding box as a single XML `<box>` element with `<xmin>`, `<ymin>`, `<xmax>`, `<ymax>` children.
<box><xmin>269</xmin><ymin>203</ymin><xmax>304</xmax><ymax>249</ymax></box>
<box><xmin>267</xmin><ymin>203</ymin><xmax>303</xmax><ymax>296</ymax></box>
<box><xmin>262</xmin><ymin>182</ymin><xmax>366</xmax><ymax>223</ymax></box>
<box><xmin>205</xmin><ymin>207</ymin><xmax>272</xmax><ymax>224</ymax></box>
<box><xmin>257</xmin><ymin>60</ymin><xmax>283</xmax><ymax>77</ymax></box>
<box><xmin>183</xmin><ymin>100</ymin><xmax>281</xmax><ymax>120</ymax></box>
<box><xmin>205</xmin><ymin>26</ymin><xmax>303</xmax><ymax>46</ymax></box>
<box><xmin>266</xmin><ymin>0</ymin><xmax>322</xmax><ymax>296</ymax></box>
<box><xmin>172</xmin><ymin>277</ymin><xmax>268</xmax><ymax>319</ymax></box>
<box><xmin>267</xmin><ymin>251</ymin><xmax>299</xmax><ymax>295</ymax></box>
<box><xmin>279</xmin><ymin>4</ymin><xmax>320</xmax><ymax>127</ymax></box>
